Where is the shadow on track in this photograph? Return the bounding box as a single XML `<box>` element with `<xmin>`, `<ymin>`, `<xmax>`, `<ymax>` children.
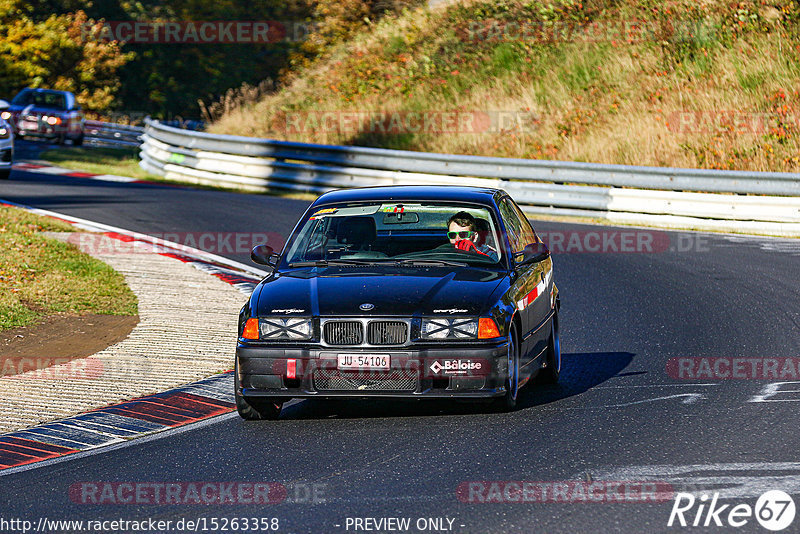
<box><xmin>273</xmin><ymin>351</ymin><xmax>636</xmax><ymax>420</ymax></box>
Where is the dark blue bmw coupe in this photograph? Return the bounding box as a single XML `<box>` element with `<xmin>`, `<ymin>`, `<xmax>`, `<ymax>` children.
<box><xmin>236</xmin><ymin>186</ymin><xmax>560</xmax><ymax>419</ymax></box>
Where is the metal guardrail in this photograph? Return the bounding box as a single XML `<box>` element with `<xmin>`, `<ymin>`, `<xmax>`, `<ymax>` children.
<box><xmin>140</xmin><ymin>118</ymin><xmax>800</xmax><ymax>236</ymax></box>
<box><xmin>84</xmin><ymin>120</ymin><xmax>143</xmax><ymax>148</ymax></box>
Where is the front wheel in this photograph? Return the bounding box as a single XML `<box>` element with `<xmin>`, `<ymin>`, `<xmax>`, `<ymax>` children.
<box><xmin>234</xmin><ymin>362</ymin><xmax>283</xmax><ymax>420</ymax></box>
<box><xmin>494</xmin><ymin>326</ymin><xmax>519</xmax><ymax>411</ymax></box>
<box><xmin>537</xmin><ymin>314</ymin><xmax>561</xmax><ymax>384</ymax></box>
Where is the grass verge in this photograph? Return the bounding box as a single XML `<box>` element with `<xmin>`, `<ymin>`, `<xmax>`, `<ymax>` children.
<box><xmin>38</xmin><ymin>146</ymin><xmax>157</xmax><ymax>180</ymax></box>
<box><xmin>0</xmin><ymin>205</ymin><xmax>138</xmax><ymax>330</ymax></box>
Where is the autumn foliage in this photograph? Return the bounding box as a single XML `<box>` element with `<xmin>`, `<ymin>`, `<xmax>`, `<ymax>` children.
<box><xmin>0</xmin><ymin>2</ymin><xmax>132</xmax><ymax>113</ymax></box>
<box><xmin>211</xmin><ymin>0</ymin><xmax>800</xmax><ymax>173</ymax></box>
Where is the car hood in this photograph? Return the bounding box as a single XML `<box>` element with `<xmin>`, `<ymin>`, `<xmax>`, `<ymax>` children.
<box><xmin>254</xmin><ymin>267</ymin><xmax>506</xmax><ymax>317</ymax></box>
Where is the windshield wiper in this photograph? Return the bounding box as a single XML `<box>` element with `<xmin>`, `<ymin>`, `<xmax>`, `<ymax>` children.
<box><xmin>290</xmin><ymin>258</ymin><xmax>471</xmax><ymax>268</ymax></box>
<box><xmin>393</xmin><ymin>259</ymin><xmax>469</xmax><ymax>267</ymax></box>
<box><xmin>288</xmin><ymin>259</ymin><xmax>383</xmax><ymax>267</ymax></box>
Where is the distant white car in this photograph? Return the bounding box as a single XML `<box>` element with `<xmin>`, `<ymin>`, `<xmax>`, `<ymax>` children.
<box><xmin>0</xmin><ymin>99</ymin><xmax>13</xmax><ymax>179</ymax></box>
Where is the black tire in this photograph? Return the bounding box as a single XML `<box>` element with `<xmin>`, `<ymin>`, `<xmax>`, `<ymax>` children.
<box><xmin>537</xmin><ymin>314</ymin><xmax>561</xmax><ymax>385</ymax></box>
<box><xmin>56</xmin><ymin>133</ymin><xmax>66</xmax><ymax>145</ymax></box>
<box><xmin>0</xmin><ymin>168</ymin><xmax>9</xmax><ymax>180</ymax></box>
<box><xmin>494</xmin><ymin>324</ymin><xmax>520</xmax><ymax>411</ymax></box>
<box><xmin>72</xmin><ymin>134</ymin><xmax>84</xmax><ymax>146</ymax></box>
<box><xmin>234</xmin><ymin>361</ymin><xmax>283</xmax><ymax>420</ymax></box>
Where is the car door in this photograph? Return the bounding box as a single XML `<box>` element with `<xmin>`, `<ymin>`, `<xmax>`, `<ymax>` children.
<box><xmin>498</xmin><ymin>197</ymin><xmax>537</xmax><ymax>368</ymax></box>
<box><xmin>498</xmin><ymin>197</ymin><xmax>552</xmax><ymax>370</ymax></box>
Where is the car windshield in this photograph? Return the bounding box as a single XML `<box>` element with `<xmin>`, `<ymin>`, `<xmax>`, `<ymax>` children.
<box><xmin>284</xmin><ymin>202</ymin><xmax>503</xmax><ymax>266</ymax></box>
<box><xmin>11</xmin><ymin>90</ymin><xmax>67</xmax><ymax>110</ymax></box>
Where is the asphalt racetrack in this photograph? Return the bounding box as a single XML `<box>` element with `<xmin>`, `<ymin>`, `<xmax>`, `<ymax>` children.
<box><xmin>2</xmin><ymin>142</ymin><xmax>799</xmax><ymax>533</ymax></box>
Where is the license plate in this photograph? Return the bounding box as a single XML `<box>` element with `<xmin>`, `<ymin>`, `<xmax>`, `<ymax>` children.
<box><xmin>337</xmin><ymin>354</ymin><xmax>389</xmax><ymax>370</ymax></box>
<box><xmin>19</xmin><ymin>120</ymin><xmax>37</xmax><ymax>130</ymax></box>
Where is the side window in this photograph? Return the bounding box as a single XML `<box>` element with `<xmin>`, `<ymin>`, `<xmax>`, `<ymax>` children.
<box><xmin>499</xmin><ymin>198</ymin><xmax>536</xmax><ymax>254</ymax></box>
<box><xmin>498</xmin><ymin>199</ymin><xmax>521</xmax><ymax>252</ymax></box>
<box><xmin>510</xmin><ymin>200</ymin><xmax>537</xmax><ymax>248</ymax></box>
<box><xmin>289</xmin><ymin>218</ymin><xmax>326</xmax><ymax>260</ymax></box>
<box><xmin>307</xmin><ymin>218</ymin><xmax>328</xmax><ymax>249</ymax></box>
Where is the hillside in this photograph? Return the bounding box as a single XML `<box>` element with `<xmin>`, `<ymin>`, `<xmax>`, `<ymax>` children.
<box><xmin>209</xmin><ymin>0</ymin><xmax>800</xmax><ymax>173</ymax></box>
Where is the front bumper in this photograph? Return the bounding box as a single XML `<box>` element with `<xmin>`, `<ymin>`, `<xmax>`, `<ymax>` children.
<box><xmin>15</xmin><ymin>119</ymin><xmax>76</xmax><ymax>140</ymax></box>
<box><xmin>17</xmin><ymin>127</ymin><xmax>61</xmax><ymax>139</ymax></box>
<box><xmin>237</xmin><ymin>342</ymin><xmax>509</xmax><ymax>399</ymax></box>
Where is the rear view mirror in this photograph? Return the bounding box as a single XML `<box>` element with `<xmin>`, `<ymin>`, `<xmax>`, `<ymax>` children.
<box><xmin>517</xmin><ymin>242</ymin><xmax>550</xmax><ymax>265</ymax></box>
<box><xmin>251</xmin><ymin>244</ymin><xmax>278</xmax><ymax>266</ymax></box>
<box><xmin>382</xmin><ymin>211</ymin><xmax>419</xmax><ymax>224</ymax></box>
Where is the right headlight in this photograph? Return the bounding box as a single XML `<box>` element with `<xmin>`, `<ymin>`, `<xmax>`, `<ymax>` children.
<box><xmin>420</xmin><ymin>318</ymin><xmax>478</xmax><ymax>340</ymax></box>
<box><xmin>0</xmin><ymin>126</ymin><xmax>8</xmax><ymax>139</ymax></box>
<box><xmin>259</xmin><ymin>317</ymin><xmax>312</xmax><ymax>340</ymax></box>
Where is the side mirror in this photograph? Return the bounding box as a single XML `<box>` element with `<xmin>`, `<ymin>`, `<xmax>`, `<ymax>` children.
<box><xmin>0</xmin><ymin>100</ymin><xmax>9</xmax><ymax>111</ymax></box>
<box><xmin>251</xmin><ymin>244</ymin><xmax>278</xmax><ymax>266</ymax></box>
<box><xmin>517</xmin><ymin>242</ymin><xmax>550</xmax><ymax>266</ymax></box>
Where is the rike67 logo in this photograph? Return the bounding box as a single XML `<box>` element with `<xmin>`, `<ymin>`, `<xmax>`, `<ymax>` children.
<box><xmin>668</xmin><ymin>490</ymin><xmax>796</xmax><ymax>531</ymax></box>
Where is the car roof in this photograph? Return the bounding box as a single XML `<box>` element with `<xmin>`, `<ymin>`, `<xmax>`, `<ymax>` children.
<box><xmin>13</xmin><ymin>88</ymin><xmax>75</xmax><ymax>108</ymax></box>
<box><xmin>18</xmin><ymin>88</ymin><xmax>71</xmax><ymax>95</ymax></box>
<box><xmin>311</xmin><ymin>186</ymin><xmax>505</xmax><ymax>207</ymax></box>
<box><xmin>25</xmin><ymin>88</ymin><xmax>68</xmax><ymax>93</ymax></box>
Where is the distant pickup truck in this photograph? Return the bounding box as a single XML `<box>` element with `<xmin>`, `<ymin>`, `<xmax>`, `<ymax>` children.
<box><xmin>1</xmin><ymin>88</ymin><xmax>84</xmax><ymax>145</ymax></box>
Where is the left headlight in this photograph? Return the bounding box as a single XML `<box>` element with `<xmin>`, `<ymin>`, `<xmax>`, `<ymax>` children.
<box><xmin>420</xmin><ymin>318</ymin><xmax>478</xmax><ymax>340</ymax></box>
<box><xmin>259</xmin><ymin>317</ymin><xmax>313</xmax><ymax>340</ymax></box>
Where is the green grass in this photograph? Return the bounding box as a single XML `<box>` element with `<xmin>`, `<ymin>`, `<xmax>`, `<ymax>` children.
<box><xmin>39</xmin><ymin>146</ymin><xmax>158</xmax><ymax>181</ymax></box>
<box><xmin>490</xmin><ymin>43</ymin><xmax>526</xmax><ymax>75</ymax></box>
<box><xmin>0</xmin><ymin>206</ymin><xmax>138</xmax><ymax>330</ymax></box>
<box><xmin>736</xmin><ymin>69</ymin><xmax>768</xmax><ymax>93</ymax></box>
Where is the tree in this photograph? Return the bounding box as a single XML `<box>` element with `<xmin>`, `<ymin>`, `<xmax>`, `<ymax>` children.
<box><xmin>0</xmin><ymin>3</ymin><xmax>132</xmax><ymax>113</ymax></box>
